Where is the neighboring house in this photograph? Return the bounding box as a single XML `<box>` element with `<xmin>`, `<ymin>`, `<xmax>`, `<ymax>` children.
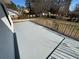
<box><xmin>8</xmin><ymin>9</ymin><xmax>19</xmax><ymax>19</ymax></box>
<box><xmin>23</xmin><ymin>9</ymin><xmax>29</xmax><ymax>14</ymax></box>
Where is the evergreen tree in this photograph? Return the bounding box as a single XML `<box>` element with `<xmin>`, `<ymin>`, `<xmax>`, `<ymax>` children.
<box><xmin>6</xmin><ymin>1</ymin><xmax>17</xmax><ymax>10</ymax></box>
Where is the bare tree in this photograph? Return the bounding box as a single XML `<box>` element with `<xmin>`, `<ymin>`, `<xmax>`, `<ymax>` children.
<box><xmin>58</xmin><ymin>0</ymin><xmax>71</xmax><ymax>16</ymax></box>
<box><xmin>25</xmin><ymin>0</ymin><xmax>71</xmax><ymax>15</ymax></box>
<box><xmin>49</xmin><ymin>0</ymin><xmax>60</xmax><ymax>14</ymax></box>
<box><xmin>25</xmin><ymin>0</ymin><xmax>54</xmax><ymax>14</ymax></box>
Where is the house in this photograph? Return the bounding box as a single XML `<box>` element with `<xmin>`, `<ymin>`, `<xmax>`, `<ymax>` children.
<box><xmin>8</xmin><ymin>9</ymin><xmax>19</xmax><ymax>19</ymax></box>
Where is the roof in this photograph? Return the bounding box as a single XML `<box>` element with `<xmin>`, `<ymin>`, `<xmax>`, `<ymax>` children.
<box><xmin>0</xmin><ymin>0</ymin><xmax>11</xmax><ymax>4</ymax></box>
<box><xmin>69</xmin><ymin>11</ymin><xmax>79</xmax><ymax>16</ymax></box>
<box><xmin>8</xmin><ymin>9</ymin><xmax>19</xmax><ymax>15</ymax></box>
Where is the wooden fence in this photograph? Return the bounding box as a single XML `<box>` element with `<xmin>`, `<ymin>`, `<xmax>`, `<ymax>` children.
<box><xmin>31</xmin><ymin>18</ymin><xmax>79</xmax><ymax>40</ymax></box>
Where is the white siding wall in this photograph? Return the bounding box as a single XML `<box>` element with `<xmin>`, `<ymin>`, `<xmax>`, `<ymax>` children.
<box><xmin>0</xmin><ymin>3</ymin><xmax>15</xmax><ymax>59</ymax></box>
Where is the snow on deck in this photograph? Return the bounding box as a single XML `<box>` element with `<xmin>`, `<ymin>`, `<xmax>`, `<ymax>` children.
<box><xmin>14</xmin><ymin>21</ymin><xmax>79</xmax><ymax>59</ymax></box>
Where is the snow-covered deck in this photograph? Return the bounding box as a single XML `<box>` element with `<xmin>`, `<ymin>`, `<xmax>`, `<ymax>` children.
<box><xmin>14</xmin><ymin>21</ymin><xmax>79</xmax><ymax>59</ymax></box>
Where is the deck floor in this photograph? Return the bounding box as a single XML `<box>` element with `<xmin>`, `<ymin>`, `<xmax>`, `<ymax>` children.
<box><xmin>14</xmin><ymin>21</ymin><xmax>79</xmax><ymax>59</ymax></box>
